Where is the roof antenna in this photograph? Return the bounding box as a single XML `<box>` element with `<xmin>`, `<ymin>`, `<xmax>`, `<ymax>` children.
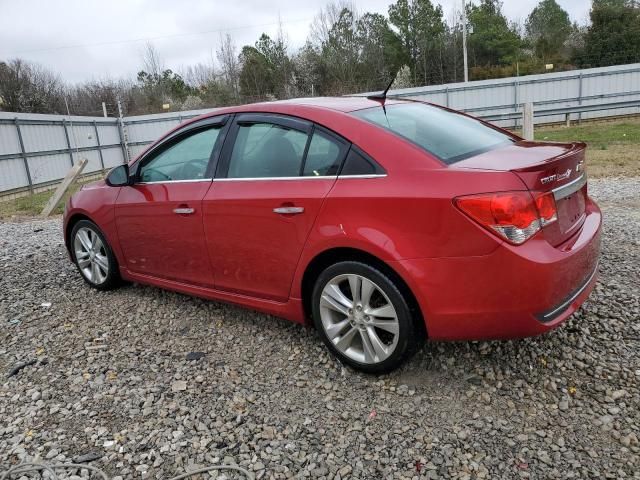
<box><xmin>366</xmin><ymin>70</ymin><xmax>398</xmax><ymax>103</ymax></box>
<box><xmin>366</xmin><ymin>70</ymin><xmax>398</xmax><ymax>118</ymax></box>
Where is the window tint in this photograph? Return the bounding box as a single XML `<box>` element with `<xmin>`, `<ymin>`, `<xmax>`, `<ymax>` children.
<box><xmin>352</xmin><ymin>103</ymin><xmax>514</xmax><ymax>164</ymax></box>
<box><xmin>341</xmin><ymin>148</ymin><xmax>385</xmax><ymax>175</ymax></box>
<box><xmin>303</xmin><ymin>131</ymin><xmax>343</xmax><ymax>177</ymax></box>
<box><xmin>139</xmin><ymin>128</ymin><xmax>220</xmax><ymax>182</ymax></box>
<box><xmin>228</xmin><ymin>123</ymin><xmax>308</xmax><ymax>178</ymax></box>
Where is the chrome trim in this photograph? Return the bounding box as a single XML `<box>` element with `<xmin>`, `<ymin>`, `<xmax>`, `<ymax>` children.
<box><xmin>173</xmin><ymin>207</ymin><xmax>195</xmax><ymax>215</ymax></box>
<box><xmin>273</xmin><ymin>206</ymin><xmax>304</xmax><ymax>214</ymax></box>
<box><xmin>136</xmin><ymin>178</ymin><xmax>212</xmax><ymax>185</ymax></box>
<box><xmin>210</xmin><ymin>174</ymin><xmax>388</xmax><ymax>182</ymax></box>
<box><xmin>213</xmin><ymin>176</ymin><xmax>336</xmax><ymax>182</ymax></box>
<box><xmin>552</xmin><ymin>173</ymin><xmax>587</xmax><ymax>201</ymax></box>
<box><xmin>337</xmin><ymin>174</ymin><xmax>388</xmax><ymax>179</ymax></box>
<box><xmin>538</xmin><ymin>259</ymin><xmax>599</xmax><ymax>322</ymax></box>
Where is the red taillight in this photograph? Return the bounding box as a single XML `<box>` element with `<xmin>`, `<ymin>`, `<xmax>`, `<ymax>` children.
<box><xmin>455</xmin><ymin>191</ymin><xmax>557</xmax><ymax>245</ymax></box>
<box><xmin>534</xmin><ymin>191</ymin><xmax>558</xmax><ymax>226</ymax></box>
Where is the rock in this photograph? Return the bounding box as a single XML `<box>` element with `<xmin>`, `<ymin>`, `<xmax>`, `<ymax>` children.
<box><xmin>611</xmin><ymin>390</ymin><xmax>627</xmax><ymax>401</ymax></box>
<box><xmin>46</xmin><ymin>448</ymin><xmax>59</xmax><ymax>459</ymax></box>
<box><xmin>620</xmin><ymin>433</ymin><xmax>638</xmax><ymax>447</ymax></box>
<box><xmin>186</xmin><ymin>352</ymin><xmax>206</xmax><ymax>361</ymax></box>
<box><xmin>338</xmin><ymin>465</ymin><xmax>352</xmax><ymax>476</ymax></box>
<box><xmin>171</xmin><ymin>381</ymin><xmax>187</xmax><ymax>392</ymax></box>
<box><xmin>74</xmin><ymin>452</ymin><xmax>103</xmax><ymax>463</ymax></box>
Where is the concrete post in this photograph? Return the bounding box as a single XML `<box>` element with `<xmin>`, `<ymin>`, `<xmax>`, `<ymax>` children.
<box><xmin>522</xmin><ymin>102</ymin><xmax>534</xmax><ymax>141</ymax></box>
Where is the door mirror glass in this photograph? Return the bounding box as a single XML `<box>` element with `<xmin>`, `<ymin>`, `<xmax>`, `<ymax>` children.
<box><xmin>106</xmin><ymin>164</ymin><xmax>130</xmax><ymax>187</ymax></box>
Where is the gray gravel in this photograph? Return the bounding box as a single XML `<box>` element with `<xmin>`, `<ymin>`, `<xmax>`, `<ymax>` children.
<box><xmin>1</xmin><ymin>177</ymin><xmax>639</xmax><ymax>479</ymax></box>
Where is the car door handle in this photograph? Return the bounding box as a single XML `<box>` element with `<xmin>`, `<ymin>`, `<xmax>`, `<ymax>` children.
<box><xmin>173</xmin><ymin>207</ymin><xmax>195</xmax><ymax>215</ymax></box>
<box><xmin>273</xmin><ymin>206</ymin><xmax>304</xmax><ymax>215</ymax></box>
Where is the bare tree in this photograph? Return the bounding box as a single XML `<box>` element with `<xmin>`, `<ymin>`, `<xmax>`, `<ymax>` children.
<box><xmin>66</xmin><ymin>77</ymin><xmax>137</xmax><ymax>116</ymax></box>
<box><xmin>141</xmin><ymin>42</ymin><xmax>164</xmax><ymax>78</ymax></box>
<box><xmin>183</xmin><ymin>61</ymin><xmax>217</xmax><ymax>89</ymax></box>
<box><xmin>0</xmin><ymin>59</ymin><xmax>64</xmax><ymax>113</ymax></box>
<box><xmin>216</xmin><ymin>34</ymin><xmax>240</xmax><ymax>101</ymax></box>
<box><xmin>310</xmin><ymin>1</ymin><xmax>357</xmax><ymax>47</ymax></box>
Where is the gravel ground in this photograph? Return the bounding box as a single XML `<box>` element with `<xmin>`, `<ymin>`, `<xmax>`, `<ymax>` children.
<box><xmin>1</xmin><ymin>177</ymin><xmax>638</xmax><ymax>479</ymax></box>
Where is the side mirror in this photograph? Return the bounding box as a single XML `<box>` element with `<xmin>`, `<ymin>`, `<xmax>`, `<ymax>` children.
<box><xmin>105</xmin><ymin>164</ymin><xmax>131</xmax><ymax>187</ymax></box>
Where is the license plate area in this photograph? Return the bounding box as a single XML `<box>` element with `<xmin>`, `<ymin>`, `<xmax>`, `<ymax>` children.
<box><xmin>557</xmin><ymin>189</ymin><xmax>586</xmax><ymax>234</ymax></box>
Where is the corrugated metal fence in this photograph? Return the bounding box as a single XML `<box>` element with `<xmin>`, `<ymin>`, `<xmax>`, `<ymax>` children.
<box><xmin>362</xmin><ymin>62</ymin><xmax>640</xmax><ymax>127</ymax></box>
<box><xmin>1</xmin><ymin>62</ymin><xmax>639</xmax><ymax>196</ymax></box>
<box><xmin>0</xmin><ymin>113</ymin><xmax>125</xmax><ymax>193</ymax></box>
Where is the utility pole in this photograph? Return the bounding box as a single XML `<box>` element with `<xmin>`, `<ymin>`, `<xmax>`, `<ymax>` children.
<box><xmin>462</xmin><ymin>0</ymin><xmax>469</xmax><ymax>83</ymax></box>
<box><xmin>102</xmin><ymin>102</ymin><xmax>108</xmax><ymax>118</ymax></box>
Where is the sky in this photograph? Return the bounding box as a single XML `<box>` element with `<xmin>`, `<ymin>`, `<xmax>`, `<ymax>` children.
<box><xmin>0</xmin><ymin>0</ymin><xmax>592</xmax><ymax>84</ymax></box>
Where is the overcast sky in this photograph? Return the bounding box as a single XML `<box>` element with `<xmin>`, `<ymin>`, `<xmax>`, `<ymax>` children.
<box><xmin>0</xmin><ymin>0</ymin><xmax>591</xmax><ymax>84</ymax></box>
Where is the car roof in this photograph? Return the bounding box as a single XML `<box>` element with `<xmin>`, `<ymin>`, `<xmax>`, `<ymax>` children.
<box><xmin>190</xmin><ymin>96</ymin><xmax>409</xmax><ymax>121</ymax></box>
<box><xmin>265</xmin><ymin>96</ymin><xmax>408</xmax><ymax>112</ymax></box>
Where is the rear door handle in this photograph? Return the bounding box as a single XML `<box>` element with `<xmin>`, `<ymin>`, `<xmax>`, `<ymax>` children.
<box><xmin>273</xmin><ymin>206</ymin><xmax>304</xmax><ymax>215</ymax></box>
<box><xmin>173</xmin><ymin>207</ymin><xmax>195</xmax><ymax>215</ymax></box>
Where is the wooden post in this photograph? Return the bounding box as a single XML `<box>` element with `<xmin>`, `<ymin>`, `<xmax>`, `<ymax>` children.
<box><xmin>41</xmin><ymin>158</ymin><xmax>88</xmax><ymax>217</ymax></box>
<box><xmin>522</xmin><ymin>102</ymin><xmax>534</xmax><ymax>141</ymax></box>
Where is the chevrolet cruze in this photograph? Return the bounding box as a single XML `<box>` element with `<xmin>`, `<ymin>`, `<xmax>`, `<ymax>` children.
<box><xmin>63</xmin><ymin>97</ymin><xmax>601</xmax><ymax>372</ymax></box>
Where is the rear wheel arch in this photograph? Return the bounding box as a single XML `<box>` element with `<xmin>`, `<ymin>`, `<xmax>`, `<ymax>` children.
<box><xmin>300</xmin><ymin>247</ymin><xmax>427</xmax><ymax>338</ymax></box>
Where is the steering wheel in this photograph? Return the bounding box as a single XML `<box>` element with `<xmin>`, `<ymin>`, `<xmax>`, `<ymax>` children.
<box><xmin>141</xmin><ymin>167</ymin><xmax>172</xmax><ymax>182</ymax></box>
<box><xmin>179</xmin><ymin>158</ymin><xmax>208</xmax><ymax>180</ymax></box>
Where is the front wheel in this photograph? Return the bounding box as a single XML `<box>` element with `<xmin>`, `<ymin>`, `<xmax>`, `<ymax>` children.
<box><xmin>71</xmin><ymin>220</ymin><xmax>121</xmax><ymax>290</ymax></box>
<box><xmin>312</xmin><ymin>261</ymin><xmax>420</xmax><ymax>373</ymax></box>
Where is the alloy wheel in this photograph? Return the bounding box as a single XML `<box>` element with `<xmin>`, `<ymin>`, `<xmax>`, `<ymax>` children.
<box><xmin>319</xmin><ymin>273</ymin><xmax>400</xmax><ymax>364</ymax></box>
<box><xmin>73</xmin><ymin>227</ymin><xmax>109</xmax><ymax>285</ymax></box>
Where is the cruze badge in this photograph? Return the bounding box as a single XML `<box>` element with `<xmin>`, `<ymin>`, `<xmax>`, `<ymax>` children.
<box><xmin>541</xmin><ymin>168</ymin><xmax>572</xmax><ymax>185</ymax></box>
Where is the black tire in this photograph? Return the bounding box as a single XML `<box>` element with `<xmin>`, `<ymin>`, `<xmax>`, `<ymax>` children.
<box><xmin>70</xmin><ymin>220</ymin><xmax>122</xmax><ymax>291</ymax></box>
<box><xmin>312</xmin><ymin>261</ymin><xmax>420</xmax><ymax>374</ymax></box>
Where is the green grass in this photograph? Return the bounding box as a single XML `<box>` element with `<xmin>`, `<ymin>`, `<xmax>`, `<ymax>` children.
<box><xmin>525</xmin><ymin>117</ymin><xmax>640</xmax><ymax>178</ymax></box>
<box><xmin>534</xmin><ymin>118</ymin><xmax>640</xmax><ymax>147</ymax></box>
<box><xmin>0</xmin><ymin>182</ymin><xmax>84</xmax><ymax>219</ymax></box>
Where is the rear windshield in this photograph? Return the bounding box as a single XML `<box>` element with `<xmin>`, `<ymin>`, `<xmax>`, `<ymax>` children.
<box><xmin>352</xmin><ymin>103</ymin><xmax>514</xmax><ymax>164</ymax></box>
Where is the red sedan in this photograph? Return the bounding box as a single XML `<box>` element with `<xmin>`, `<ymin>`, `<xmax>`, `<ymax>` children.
<box><xmin>63</xmin><ymin>97</ymin><xmax>601</xmax><ymax>372</ymax></box>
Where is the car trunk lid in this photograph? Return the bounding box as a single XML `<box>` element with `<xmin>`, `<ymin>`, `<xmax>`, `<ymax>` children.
<box><xmin>454</xmin><ymin>141</ymin><xmax>588</xmax><ymax>246</ymax></box>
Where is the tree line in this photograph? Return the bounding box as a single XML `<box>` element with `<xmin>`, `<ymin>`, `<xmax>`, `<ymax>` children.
<box><xmin>1</xmin><ymin>0</ymin><xmax>639</xmax><ymax>116</ymax></box>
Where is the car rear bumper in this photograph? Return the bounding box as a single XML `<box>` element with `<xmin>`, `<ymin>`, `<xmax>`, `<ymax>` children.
<box><xmin>394</xmin><ymin>197</ymin><xmax>602</xmax><ymax>340</ymax></box>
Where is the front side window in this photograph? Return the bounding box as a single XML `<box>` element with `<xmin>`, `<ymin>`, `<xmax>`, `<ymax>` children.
<box><xmin>352</xmin><ymin>103</ymin><xmax>514</xmax><ymax>164</ymax></box>
<box><xmin>139</xmin><ymin>127</ymin><xmax>221</xmax><ymax>182</ymax></box>
<box><xmin>228</xmin><ymin>123</ymin><xmax>308</xmax><ymax>178</ymax></box>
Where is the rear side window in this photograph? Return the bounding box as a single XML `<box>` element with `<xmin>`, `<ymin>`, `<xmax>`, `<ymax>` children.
<box><xmin>341</xmin><ymin>148</ymin><xmax>385</xmax><ymax>175</ymax></box>
<box><xmin>303</xmin><ymin>131</ymin><xmax>343</xmax><ymax>177</ymax></box>
<box><xmin>228</xmin><ymin>123</ymin><xmax>308</xmax><ymax>178</ymax></box>
<box><xmin>352</xmin><ymin>103</ymin><xmax>513</xmax><ymax>164</ymax></box>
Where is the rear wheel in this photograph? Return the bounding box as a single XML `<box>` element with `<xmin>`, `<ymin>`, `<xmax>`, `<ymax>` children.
<box><xmin>71</xmin><ymin>220</ymin><xmax>121</xmax><ymax>290</ymax></box>
<box><xmin>312</xmin><ymin>261</ymin><xmax>419</xmax><ymax>373</ymax></box>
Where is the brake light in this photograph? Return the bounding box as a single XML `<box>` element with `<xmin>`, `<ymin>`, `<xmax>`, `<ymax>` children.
<box><xmin>534</xmin><ymin>192</ymin><xmax>558</xmax><ymax>226</ymax></box>
<box><xmin>454</xmin><ymin>191</ymin><xmax>557</xmax><ymax>245</ymax></box>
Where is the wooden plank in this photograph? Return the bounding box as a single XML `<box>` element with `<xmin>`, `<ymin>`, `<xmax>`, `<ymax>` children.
<box><xmin>40</xmin><ymin>157</ymin><xmax>88</xmax><ymax>217</ymax></box>
<box><xmin>522</xmin><ymin>102</ymin><xmax>534</xmax><ymax>140</ymax></box>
